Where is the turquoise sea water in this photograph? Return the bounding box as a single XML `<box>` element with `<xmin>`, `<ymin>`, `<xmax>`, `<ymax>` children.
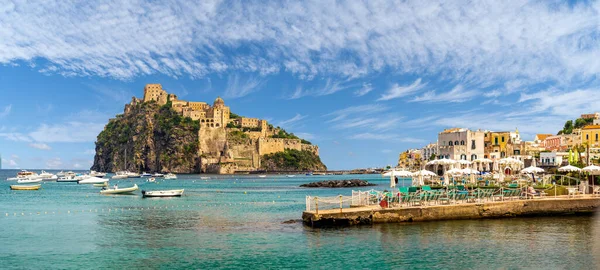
<box><xmin>1</xmin><ymin>169</ymin><xmax>598</xmax><ymax>269</ymax></box>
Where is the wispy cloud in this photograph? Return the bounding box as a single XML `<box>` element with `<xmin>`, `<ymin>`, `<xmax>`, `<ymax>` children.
<box><xmin>354</xmin><ymin>83</ymin><xmax>374</xmax><ymax>97</ymax></box>
<box><xmin>0</xmin><ymin>132</ymin><xmax>32</xmax><ymax>142</ymax></box>
<box><xmin>411</xmin><ymin>85</ymin><xmax>478</xmax><ymax>103</ymax></box>
<box><xmin>377</xmin><ymin>79</ymin><xmax>426</xmax><ymax>101</ymax></box>
<box><xmin>349</xmin><ymin>133</ymin><xmax>425</xmax><ymax>143</ymax></box>
<box><xmin>277</xmin><ymin>113</ymin><xmax>307</xmax><ymax>128</ymax></box>
<box><xmin>287</xmin><ymin>79</ymin><xmax>354</xmax><ymax>99</ymax></box>
<box><xmin>224</xmin><ymin>73</ymin><xmax>265</xmax><ymax>99</ymax></box>
<box><xmin>325</xmin><ymin>104</ymin><xmax>389</xmax><ymax>123</ymax></box>
<box><xmin>46</xmin><ymin>157</ymin><xmax>63</xmax><ymax>169</ymax></box>
<box><xmin>29</xmin><ymin>143</ymin><xmax>51</xmax><ymax>150</ymax></box>
<box><xmin>0</xmin><ymin>104</ymin><xmax>12</xmax><ymax>118</ymax></box>
<box><xmin>29</xmin><ymin>122</ymin><xmax>105</xmax><ymax>143</ymax></box>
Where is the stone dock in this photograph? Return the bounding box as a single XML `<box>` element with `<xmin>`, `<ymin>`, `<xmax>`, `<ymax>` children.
<box><xmin>302</xmin><ymin>196</ymin><xmax>600</xmax><ymax>227</ymax></box>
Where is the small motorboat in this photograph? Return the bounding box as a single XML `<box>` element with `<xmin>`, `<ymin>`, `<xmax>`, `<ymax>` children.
<box><xmin>78</xmin><ymin>177</ymin><xmax>109</xmax><ymax>184</ymax></box>
<box><xmin>141</xmin><ymin>172</ymin><xmax>153</xmax><ymax>177</ymax></box>
<box><xmin>258</xmin><ymin>175</ymin><xmax>267</xmax><ymax>178</ymax></box>
<box><xmin>100</xmin><ymin>184</ymin><xmax>138</xmax><ymax>195</ymax></box>
<box><xmin>57</xmin><ymin>175</ymin><xmax>78</xmax><ymax>182</ymax></box>
<box><xmin>17</xmin><ymin>178</ymin><xmax>43</xmax><ymax>184</ymax></box>
<box><xmin>112</xmin><ymin>171</ymin><xmax>129</xmax><ymax>179</ymax></box>
<box><xmin>56</xmin><ymin>171</ymin><xmax>66</xmax><ymax>177</ymax></box>
<box><xmin>164</xmin><ymin>173</ymin><xmax>177</xmax><ymax>180</ymax></box>
<box><xmin>93</xmin><ymin>182</ymin><xmax>108</xmax><ymax>187</ymax></box>
<box><xmin>39</xmin><ymin>170</ymin><xmax>55</xmax><ymax>180</ymax></box>
<box><xmin>153</xmin><ymin>173</ymin><xmax>164</xmax><ymax>177</ymax></box>
<box><xmin>10</xmin><ymin>184</ymin><xmax>41</xmax><ymax>190</ymax></box>
<box><xmin>147</xmin><ymin>178</ymin><xmax>156</xmax><ymax>182</ymax></box>
<box><xmin>127</xmin><ymin>172</ymin><xmax>141</xmax><ymax>178</ymax></box>
<box><xmin>142</xmin><ymin>189</ymin><xmax>184</xmax><ymax>198</ymax></box>
<box><xmin>200</xmin><ymin>176</ymin><xmax>210</xmax><ymax>180</ymax></box>
<box><xmin>90</xmin><ymin>171</ymin><xmax>107</xmax><ymax>178</ymax></box>
<box><xmin>42</xmin><ymin>175</ymin><xmax>58</xmax><ymax>181</ymax></box>
<box><xmin>286</xmin><ymin>175</ymin><xmax>295</xmax><ymax>178</ymax></box>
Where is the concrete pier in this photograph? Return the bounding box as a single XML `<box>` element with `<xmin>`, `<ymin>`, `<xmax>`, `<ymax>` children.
<box><xmin>302</xmin><ymin>196</ymin><xmax>600</xmax><ymax>227</ymax></box>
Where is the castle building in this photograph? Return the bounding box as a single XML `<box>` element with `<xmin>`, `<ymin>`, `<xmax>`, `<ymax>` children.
<box><xmin>142</xmin><ymin>84</ymin><xmax>230</xmax><ymax>128</ymax></box>
<box><xmin>581</xmin><ymin>113</ymin><xmax>600</xmax><ymax>120</ymax></box>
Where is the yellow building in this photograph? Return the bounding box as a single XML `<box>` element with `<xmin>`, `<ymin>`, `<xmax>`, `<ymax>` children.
<box><xmin>582</xmin><ymin>125</ymin><xmax>600</xmax><ymax>147</ymax></box>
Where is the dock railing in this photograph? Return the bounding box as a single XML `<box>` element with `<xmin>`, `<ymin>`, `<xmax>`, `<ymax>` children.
<box><xmin>306</xmin><ymin>195</ymin><xmax>353</xmax><ymax>214</ymax></box>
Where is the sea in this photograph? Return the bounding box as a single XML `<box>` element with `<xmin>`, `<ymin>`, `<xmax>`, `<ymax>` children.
<box><xmin>0</xmin><ymin>169</ymin><xmax>598</xmax><ymax>269</ymax></box>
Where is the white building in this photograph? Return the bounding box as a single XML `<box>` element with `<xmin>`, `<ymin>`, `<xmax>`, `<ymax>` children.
<box><xmin>421</xmin><ymin>143</ymin><xmax>438</xmax><ymax>160</ymax></box>
<box><xmin>437</xmin><ymin>128</ymin><xmax>485</xmax><ymax>161</ymax></box>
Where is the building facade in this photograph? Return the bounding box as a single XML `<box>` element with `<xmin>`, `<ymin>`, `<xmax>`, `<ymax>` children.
<box><xmin>581</xmin><ymin>113</ymin><xmax>600</xmax><ymax>120</ymax></box>
<box><xmin>421</xmin><ymin>143</ymin><xmax>438</xmax><ymax>160</ymax></box>
<box><xmin>437</xmin><ymin>128</ymin><xmax>485</xmax><ymax>161</ymax></box>
<box><xmin>582</xmin><ymin>125</ymin><xmax>600</xmax><ymax>148</ymax></box>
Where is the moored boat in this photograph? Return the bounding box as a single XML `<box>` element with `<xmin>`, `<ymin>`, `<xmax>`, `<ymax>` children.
<box><xmin>100</xmin><ymin>184</ymin><xmax>138</xmax><ymax>195</ymax></box>
<box><xmin>141</xmin><ymin>189</ymin><xmax>184</xmax><ymax>198</ymax></box>
<box><xmin>286</xmin><ymin>175</ymin><xmax>295</xmax><ymax>178</ymax></box>
<box><xmin>56</xmin><ymin>171</ymin><xmax>66</xmax><ymax>177</ymax></box>
<box><xmin>93</xmin><ymin>182</ymin><xmax>108</xmax><ymax>187</ymax></box>
<box><xmin>10</xmin><ymin>184</ymin><xmax>41</xmax><ymax>190</ymax></box>
<box><xmin>57</xmin><ymin>175</ymin><xmax>78</xmax><ymax>182</ymax></box>
<box><xmin>39</xmin><ymin>170</ymin><xmax>55</xmax><ymax>180</ymax></box>
<box><xmin>17</xmin><ymin>178</ymin><xmax>43</xmax><ymax>184</ymax></box>
<box><xmin>90</xmin><ymin>170</ymin><xmax>107</xmax><ymax>178</ymax></box>
<box><xmin>164</xmin><ymin>173</ymin><xmax>177</xmax><ymax>179</ymax></box>
<box><xmin>78</xmin><ymin>177</ymin><xmax>109</xmax><ymax>184</ymax></box>
<box><xmin>126</xmin><ymin>172</ymin><xmax>141</xmax><ymax>178</ymax></box>
<box><xmin>112</xmin><ymin>171</ymin><xmax>129</xmax><ymax>179</ymax></box>
<box><xmin>153</xmin><ymin>173</ymin><xmax>164</xmax><ymax>177</ymax></box>
<box><xmin>200</xmin><ymin>176</ymin><xmax>210</xmax><ymax>180</ymax></box>
<box><xmin>258</xmin><ymin>175</ymin><xmax>267</xmax><ymax>178</ymax></box>
<box><xmin>141</xmin><ymin>172</ymin><xmax>153</xmax><ymax>177</ymax></box>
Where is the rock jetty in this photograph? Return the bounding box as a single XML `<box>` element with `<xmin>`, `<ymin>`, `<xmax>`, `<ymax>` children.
<box><xmin>300</xmin><ymin>179</ymin><xmax>376</xmax><ymax>188</ymax></box>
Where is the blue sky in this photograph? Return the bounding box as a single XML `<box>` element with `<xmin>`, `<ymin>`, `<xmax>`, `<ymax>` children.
<box><xmin>1</xmin><ymin>0</ymin><xmax>600</xmax><ymax>170</ymax></box>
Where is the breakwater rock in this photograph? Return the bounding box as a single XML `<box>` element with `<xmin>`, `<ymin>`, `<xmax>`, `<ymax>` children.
<box><xmin>300</xmin><ymin>179</ymin><xmax>376</xmax><ymax>188</ymax></box>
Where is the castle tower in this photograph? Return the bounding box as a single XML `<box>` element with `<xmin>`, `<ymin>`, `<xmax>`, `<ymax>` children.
<box><xmin>212</xmin><ymin>97</ymin><xmax>229</xmax><ymax>128</ymax></box>
<box><xmin>143</xmin><ymin>84</ymin><xmax>168</xmax><ymax>105</ymax></box>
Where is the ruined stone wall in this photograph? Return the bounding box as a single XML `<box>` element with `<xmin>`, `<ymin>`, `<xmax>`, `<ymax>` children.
<box><xmin>198</xmin><ymin>127</ymin><xmax>227</xmax><ymax>156</ymax></box>
<box><xmin>258</xmin><ymin>138</ymin><xmax>303</xmax><ymax>155</ymax></box>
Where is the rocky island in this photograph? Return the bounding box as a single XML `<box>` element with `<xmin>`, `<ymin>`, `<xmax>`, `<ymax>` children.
<box><xmin>300</xmin><ymin>179</ymin><xmax>376</xmax><ymax>188</ymax></box>
<box><xmin>91</xmin><ymin>84</ymin><xmax>326</xmax><ymax>174</ymax></box>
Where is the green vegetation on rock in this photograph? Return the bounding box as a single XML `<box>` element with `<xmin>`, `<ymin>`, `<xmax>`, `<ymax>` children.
<box><xmin>261</xmin><ymin>149</ymin><xmax>326</xmax><ymax>171</ymax></box>
<box><xmin>559</xmin><ymin>117</ymin><xmax>594</xmax><ymax>134</ymax></box>
<box><xmin>270</xmin><ymin>129</ymin><xmax>311</xmax><ymax>144</ymax></box>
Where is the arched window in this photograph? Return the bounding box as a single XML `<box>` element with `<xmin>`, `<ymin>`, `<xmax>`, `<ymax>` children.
<box><xmin>216</xmin><ymin>123</ymin><xmax>220</xmax><ymax>127</ymax></box>
<box><xmin>587</xmin><ymin>134</ymin><xmax>589</xmax><ymax>140</ymax></box>
<box><xmin>596</xmin><ymin>134</ymin><xmax>598</xmax><ymax>141</ymax></box>
<box><xmin>460</xmin><ymin>154</ymin><xmax>467</xmax><ymax>160</ymax></box>
<box><xmin>471</xmin><ymin>154</ymin><xmax>477</xmax><ymax>161</ymax></box>
<box><xmin>449</xmin><ymin>141</ymin><xmax>453</xmax><ymax>146</ymax></box>
<box><xmin>460</xmin><ymin>140</ymin><xmax>465</xmax><ymax>145</ymax></box>
<box><xmin>455</xmin><ymin>141</ymin><xmax>459</xmax><ymax>146</ymax></box>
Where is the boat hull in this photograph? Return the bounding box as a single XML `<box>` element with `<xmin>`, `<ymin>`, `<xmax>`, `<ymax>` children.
<box><xmin>100</xmin><ymin>184</ymin><xmax>138</xmax><ymax>195</ymax></box>
<box><xmin>142</xmin><ymin>189</ymin><xmax>184</xmax><ymax>198</ymax></box>
<box><xmin>17</xmin><ymin>179</ymin><xmax>43</xmax><ymax>184</ymax></box>
<box><xmin>10</xmin><ymin>184</ymin><xmax>41</xmax><ymax>190</ymax></box>
<box><xmin>78</xmin><ymin>177</ymin><xmax>109</xmax><ymax>184</ymax></box>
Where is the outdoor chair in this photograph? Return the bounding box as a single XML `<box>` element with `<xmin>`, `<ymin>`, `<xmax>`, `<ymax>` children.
<box><xmin>593</xmin><ymin>186</ymin><xmax>600</xmax><ymax>197</ymax></box>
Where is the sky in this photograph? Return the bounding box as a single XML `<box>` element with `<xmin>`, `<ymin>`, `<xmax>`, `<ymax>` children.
<box><xmin>1</xmin><ymin>0</ymin><xmax>600</xmax><ymax>170</ymax></box>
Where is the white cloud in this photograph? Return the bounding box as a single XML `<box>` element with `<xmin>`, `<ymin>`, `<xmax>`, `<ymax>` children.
<box><xmin>354</xmin><ymin>83</ymin><xmax>374</xmax><ymax>97</ymax></box>
<box><xmin>29</xmin><ymin>122</ymin><xmax>105</xmax><ymax>143</ymax></box>
<box><xmin>46</xmin><ymin>158</ymin><xmax>63</xmax><ymax>169</ymax></box>
<box><xmin>29</xmin><ymin>143</ymin><xmax>51</xmax><ymax>150</ymax></box>
<box><xmin>411</xmin><ymin>85</ymin><xmax>479</xmax><ymax>103</ymax></box>
<box><xmin>287</xmin><ymin>79</ymin><xmax>354</xmax><ymax>99</ymax></box>
<box><xmin>9</xmin><ymin>160</ymin><xmax>18</xmax><ymax>167</ymax></box>
<box><xmin>0</xmin><ymin>132</ymin><xmax>32</xmax><ymax>142</ymax></box>
<box><xmin>277</xmin><ymin>113</ymin><xmax>307</xmax><ymax>128</ymax></box>
<box><xmin>0</xmin><ymin>104</ymin><xmax>12</xmax><ymax>118</ymax></box>
<box><xmin>349</xmin><ymin>132</ymin><xmax>425</xmax><ymax>143</ymax></box>
<box><xmin>325</xmin><ymin>104</ymin><xmax>389</xmax><ymax>123</ymax></box>
<box><xmin>224</xmin><ymin>73</ymin><xmax>265</xmax><ymax>99</ymax></box>
<box><xmin>518</xmin><ymin>88</ymin><xmax>600</xmax><ymax>117</ymax></box>
<box><xmin>377</xmin><ymin>79</ymin><xmax>426</xmax><ymax>101</ymax></box>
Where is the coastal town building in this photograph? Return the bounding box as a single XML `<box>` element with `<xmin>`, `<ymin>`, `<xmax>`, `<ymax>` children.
<box><xmin>484</xmin><ymin>129</ymin><xmax>524</xmax><ymax>159</ymax></box>
<box><xmin>421</xmin><ymin>143</ymin><xmax>438</xmax><ymax>160</ymax></box>
<box><xmin>437</xmin><ymin>128</ymin><xmax>485</xmax><ymax>161</ymax></box>
<box><xmin>581</xmin><ymin>112</ymin><xmax>600</xmax><ymax>120</ymax></box>
<box><xmin>539</xmin><ymin>152</ymin><xmax>568</xmax><ymax>167</ymax></box>
<box><xmin>581</xmin><ymin>125</ymin><xmax>600</xmax><ymax>148</ymax></box>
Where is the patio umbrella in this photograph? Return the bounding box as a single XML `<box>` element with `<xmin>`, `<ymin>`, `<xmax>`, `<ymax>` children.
<box><xmin>558</xmin><ymin>165</ymin><xmax>582</xmax><ymax>172</ymax></box>
<box><xmin>412</xmin><ymin>169</ymin><xmax>437</xmax><ymax>186</ymax></box>
<box><xmin>521</xmin><ymin>166</ymin><xmax>545</xmax><ymax>174</ymax></box>
<box><xmin>583</xmin><ymin>165</ymin><xmax>600</xmax><ymax>193</ymax></box>
<box><xmin>383</xmin><ymin>169</ymin><xmax>412</xmax><ymax>188</ymax></box>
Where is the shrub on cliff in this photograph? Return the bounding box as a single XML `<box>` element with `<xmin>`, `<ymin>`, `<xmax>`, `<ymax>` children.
<box><xmin>261</xmin><ymin>149</ymin><xmax>326</xmax><ymax>171</ymax></box>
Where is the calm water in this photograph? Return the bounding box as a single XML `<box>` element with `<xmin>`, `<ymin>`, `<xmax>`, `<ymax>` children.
<box><xmin>0</xmin><ymin>169</ymin><xmax>598</xmax><ymax>269</ymax></box>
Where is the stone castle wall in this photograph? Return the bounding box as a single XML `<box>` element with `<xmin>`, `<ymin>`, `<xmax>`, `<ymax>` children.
<box><xmin>258</xmin><ymin>138</ymin><xmax>305</xmax><ymax>156</ymax></box>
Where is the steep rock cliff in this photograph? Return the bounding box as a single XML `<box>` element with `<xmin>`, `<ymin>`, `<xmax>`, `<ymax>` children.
<box><xmin>261</xmin><ymin>149</ymin><xmax>327</xmax><ymax>172</ymax></box>
<box><xmin>91</xmin><ymin>102</ymin><xmax>201</xmax><ymax>173</ymax></box>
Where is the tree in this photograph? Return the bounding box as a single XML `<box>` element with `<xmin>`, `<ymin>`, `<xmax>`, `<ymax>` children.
<box><xmin>562</xmin><ymin>120</ymin><xmax>573</xmax><ymax>134</ymax></box>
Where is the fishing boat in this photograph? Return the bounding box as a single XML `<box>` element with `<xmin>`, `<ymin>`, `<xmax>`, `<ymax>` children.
<box><xmin>153</xmin><ymin>173</ymin><xmax>164</xmax><ymax>177</ymax></box>
<box><xmin>17</xmin><ymin>178</ymin><xmax>43</xmax><ymax>184</ymax></box>
<box><xmin>164</xmin><ymin>173</ymin><xmax>177</xmax><ymax>180</ymax></box>
<box><xmin>100</xmin><ymin>184</ymin><xmax>138</xmax><ymax>195</ymax></box>
<box><xmin>10</xmin><ymin>184</ymin><xmax>41</xmax><ymax>190</ymax></box>
<box><xmin>258</xmin><ymin>175</ymin><xmax>267</xmax><ymax>178</ymax></box>
<box><xmin>141</xmin><ymin>189</ymin><xmax>184</xmax><ymax>198</ymax></box>
<box><xmin>141</xmin><ymin>172</ymin><xmax>153</xmax><ymax>177</ymax></box>
<box><xmin>78</xmin><ymin>177</ymin><xmax>109</xmax><ymax>184</ymax></box>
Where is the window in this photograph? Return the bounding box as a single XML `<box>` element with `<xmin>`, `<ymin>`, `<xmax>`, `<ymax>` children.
<box><xmin>449</xmin><ymin>141</ymin><xmax>453</xmax><ymax>146</ymax></box>
<box><xmin>471</xmin><ymin>154</ymin><xmax>477</xmax><ymax>161</ymax></box>
<box><xmin>494</xmin><ymin>137</ymin><xmax>498</xmax><ymax>145</ymax></box>
<box><xmin>501</xmin><ymin>151</ymin><xmax>505</xmax><ymax>158</ymax></box>
<box><xmin>587</xmin><ymin>134</ymin><xmax>589</xmax><ymax>140</ymax></box>
<box><xmin>460</xmin><ymin>140</ymin><xmax>465</xmax><ymax>145</ymax></box>
<box><xmin>471</xmin><ymin>140</ymin><xmax>476</xmax><ymax>150</ymax></box>
<box><xmin>455</xmin><ymin>141</ymin><xmax>459</xmax><ymax>145</ymax></box>
<box><xmin>596</xmin><ymin>134</ymin><xmax>598</xmax><ymax>141</ymax></box>
<box><xmin>501</xmin><ymin>136</ymin><xmax>505</xmax><ymax>143</ymax></box>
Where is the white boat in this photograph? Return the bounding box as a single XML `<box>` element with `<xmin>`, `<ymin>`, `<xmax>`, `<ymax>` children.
<box><xmin>164</xmin><ymin>173</ymin><xmax>177</xmax><ymax>180</ymax></box>
<box><xmin>39</xmin><ymin>170</ymin><xmax>55</xmax><ymax>179</ymax></box>
<box><xmin>90</xmin><ymin>171</ymin><xmax>107</xmax><ymax>178</ymax></box>
<box><xmin>57</xmin><ymin>175</ymin><xmax>78</xmax><ymax>182</ymax></box>
<box><xmin>75</xmin><ymin>174</ymin><xmax>91</xmax><ymax>181</ymax></box>
<box><xmin>56</xmin><ymin>171</ymin><xmax>66</xmax><ymax>177</ymax></box>
<box><xmin>200</xmin><ymin>176</ymin><xmax>210</xmax><ymax>180</ymax></box>
<box><xmin>153</xmin><ymin>173</ymin><xmax>164</xmax><ymax>177</ymax></box>
<box><xmin>141</xmin><ymin>189</ymin><xmax>184</xmax><ymax>198</ymax></box>
<box><xmin>100</xmin><ymin>184</ymin><xmax>138</xmax><ymax>195</ymax></box>
<box><xmin>126</xmin><ymin>172</ymin><xmax>141</xmax><ymax>178</ymax></box>
<box><xmin>78</xmin><ymin>177</ymin><xmax>109</xmax><ymax>184</ymax></box>
<box><xmin>17</xmin><ymin>178</ymin><xmax>43</xmax><ymax>183</ymax></box>
<box><xmin>6</xmin><ymin>176</ymin><xmax>22</xmax><ymax>181</ymax></box>
<box><xmin>258</xmin><ymin>175</ymin><xmax>267</xmax><ymax>178</ymax></box>
<box><xmin>141</xmin><ymin>172</ymin><xmax>153</xmax><ymax>177</ymax></box>
<box><xmin>93</xmin><ymin>182</ymin><xmax>108</xmax><ymax>187</ymax></box>
<box><xmin>286</xmin><ymin>175</ymin><xmax>295</xmax><ymax>178</ymax></box>
<box><xmin>112</xmin><ymin>171</ymin><xmax>129</xmax><ymax>179</ymax></box>
<box><xmin>147</xmin><ymin>178</ymin><xmax>156</xmax><ymax>183</ymax></box>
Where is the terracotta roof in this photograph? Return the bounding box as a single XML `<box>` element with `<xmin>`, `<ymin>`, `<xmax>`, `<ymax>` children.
<box><xmin>535</xmin><ymin>134</ymin><xmax>553</xmax><ymax>140</ymax></box>
<box><xmin>582</xmin><ymin>125</ymin><xmax>600</xmax><ymax>130</ymax></box>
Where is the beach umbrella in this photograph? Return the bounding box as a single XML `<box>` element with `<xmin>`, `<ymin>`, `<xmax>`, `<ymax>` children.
<box><xmin>521</xmin><ymin>166</ymin><xmax>545</xmax><ymax>174</ymax></box>
<box><xmin>558</xmin><ymin>165</ymin><xmax>582</xmax><ymax>173</ymax></box>
<box><xmin>583</xmin><ymin>165</ymin><xmax>600</xmax><ymax>193</ymax></box>
<box><xmin>411</xmin><ymin>170</ymin><xmax>437</xmax><ymax>177</ymax></box>
<box><xmin>384</xmin><ymin>170</ymin><xmax>412</xmax><ymax>188</ymax></box>
<box><xmin>447</xmin><ymin>168</ymin><xmax>464</xmax><ymax>175</ymax></box>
